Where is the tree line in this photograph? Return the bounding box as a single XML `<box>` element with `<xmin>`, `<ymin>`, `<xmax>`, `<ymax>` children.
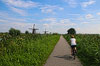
<box><xmin>8</xmin><ymin>27</ymin><xmax>76</xmax><ymax>36</ymax></box>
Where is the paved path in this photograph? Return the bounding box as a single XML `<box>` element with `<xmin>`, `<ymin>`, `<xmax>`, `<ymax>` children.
<box><xmin>44</xmin><ymin>36</ymin><xmax>82</xmax><ymax>66</ymax></box>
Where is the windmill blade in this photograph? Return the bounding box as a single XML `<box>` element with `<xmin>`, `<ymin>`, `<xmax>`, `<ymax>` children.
<box><xmin>28</xmin><ymin>24</ymin><xmax>39</xmax><ymax>34</ymax></box>
<box><xmin>29</xmin><ymin>28</ymin><xmax>33</xmax><ymax>30</ymax></box>
<box><xmin>33</xmin><ymin>24</ymin><xmax>35</xmax><ymax>28</ymax></box>
<box><xmin>35</xmin><ymin>29</ymin><xmax>39</xmax><ymax>30</ymax></box>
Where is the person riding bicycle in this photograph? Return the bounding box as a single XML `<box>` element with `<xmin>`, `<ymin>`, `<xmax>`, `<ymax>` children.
<box><xmin>70</xmin><ymin>35</ymin><xmax>77</xmax><ymax>55</ymax></box>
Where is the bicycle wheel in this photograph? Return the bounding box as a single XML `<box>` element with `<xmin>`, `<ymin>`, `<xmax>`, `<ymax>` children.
<box><xmin>73</xmin><ymin>49</ymin><xmax>76</xmax><ymax>60</ymax></box>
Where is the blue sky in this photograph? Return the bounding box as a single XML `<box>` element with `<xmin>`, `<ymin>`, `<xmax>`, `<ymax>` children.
<box><xmin>0</xmin><ymin>0</ymin><xmax>100</xmax><ymax>34</ymax></box>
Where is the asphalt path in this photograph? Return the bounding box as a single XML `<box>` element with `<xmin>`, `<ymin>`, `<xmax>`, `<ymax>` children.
<box><xmin>44</xmin><ymin>35</ymin><xmax>82</xmax><ymax>66</ymax></box>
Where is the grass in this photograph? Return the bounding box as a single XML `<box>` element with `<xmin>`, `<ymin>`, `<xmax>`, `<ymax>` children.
<box><xmin>0</xmin><ymin>34</ymin><xmax>60</xmax><ymax>66</ymax></box>
<box><xmin>63</xmin><ymin>34</ymin><xmax>100</xmax><ymax>66</ymax></box>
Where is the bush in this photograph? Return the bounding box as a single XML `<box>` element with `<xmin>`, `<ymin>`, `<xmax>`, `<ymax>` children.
<box><xmin>25</xmin><ymin>31</ymin><xmax>29</xmax><ymax>34</ymax></box>
<box><xmin>9</xmin><ymin>28</ymin><xmax>21</xmax><ymax>36</ymax></box>
<box><xmin>52</xmin><ymin>33</ymin><xmax>59</xmax><ymax>35</ymax></box>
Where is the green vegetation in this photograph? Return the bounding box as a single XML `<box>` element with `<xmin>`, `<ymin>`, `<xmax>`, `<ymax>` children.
<box><xmin>0</xmin><ymin>33</ymin><xmax>60</xmax><ymax>66</ymax></box>
<box><xmin>64</xmin><ymin>34</ymin><xmax>100</xmax><ymax>66</ymax></box>
<box><xmin>67</xmin><ymin>28</ymin><xmax>76</xmax><ymax>34</ymax></box>
<box><xmin>25</xmin><ymin>31</ymin><xmax>29</xmax><ymax>34</ymax></box>
<box><xmin>9</xmin><ymin>28</ymin><xmax>21</xmax><ymax>36</ymax></box>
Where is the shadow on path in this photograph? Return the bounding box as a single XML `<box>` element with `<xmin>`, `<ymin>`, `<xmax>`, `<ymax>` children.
<box><xmin>54</xmin><ymin>54</ymin><xmax>74</xmax><ymax>61</ymax></box>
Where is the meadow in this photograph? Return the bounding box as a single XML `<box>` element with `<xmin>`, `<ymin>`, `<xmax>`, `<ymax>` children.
<box><xmin>0</xmin><ymin>33</ymin><xmax>60</xmax><ymax>66</ymax></box>
<box><xmin>64</xmin><ymin>34</ymin><xmax>100</xmax><ymax>66</ymax></box>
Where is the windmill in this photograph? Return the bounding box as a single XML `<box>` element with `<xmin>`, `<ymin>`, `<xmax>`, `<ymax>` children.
<box><xmin>44</xmin><ymin>29</ymin><xmax>48</xmax><ymax>34</ymax></box>
<box><xmin>29</xmin><ymin>24</ymin><xmax>38</xmax><ymax>34</ymax></box>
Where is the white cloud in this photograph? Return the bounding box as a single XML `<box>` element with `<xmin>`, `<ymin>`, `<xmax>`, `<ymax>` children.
<box><xmin>59</xmin><ymin>19</ymin><xmax>76</xmax><ymax>26</ymax></box>
<box><xmin>82</xmin><ymin>22</ymin><xmax>89</xmax><ymax>24</ymax></box>
<box><xmin>10</xmin><ymin>7</ymin><xmax>27</xmax><ymax>16</ymax></box>
<box><xmin>60</xmin><ymin>19</ymin><xmax>70</xmax><ymax>23</ymax></box>
<box><xmin>76</xmin><ymin>28</ymin><xmax>80</xmax><ymax>30</ymax></box>
<box><xmin>64</xmin><ymin>0</ymin><xmax>77</xmax><ymax>7</ymax></box>
<box><xmin>59</xmin><ymin>7</ymin><xmax>64</xmax><ymax>10</ymax></box>
<box><xmin>78</xmin><ymin>24</ymin><xmax>100</xmax><ymax>34</ymax></box>
<box><xmin>68</xmin><ymin>14</ymin><xmax>80</xmax><ymax>16</ymax></box>
<box><xmin>2</xmin><ymin>0</ymin><xmax>40</xmax><ymax>16</ymax></box>
<box><xmin>2</xmin><ymin>0</ymin><xmax>64</xmax><ymax>15</ymax></box>
<box><xmin>0</xmin><ymin>11</ymin><xmax>27</xmax><ymax>22</ymax></box>
<box><xmin>0</xmin><ymin>18</ymin><xmax>35</xmax><ymax>32</ymax></box>
<box><xmin>81</xmin><ymin>0</ymin><xmax>96</xmax><ymax>8</ymax></box>
<box><xmin>0</xmin><ymin>19</ymin><xmax>8</xmax><ymax>23</ymax></box>
<box><xmin>40</xmin><ymin>5</ymin><xmax>64</xmax><ymax>14</ymax></box>
<box><xmin>43</xmin><ymin>24</ymin><xmax>49</xmax><ymax>28</ymax></box>
<box><xmin>2</xmin><ymin>0</ymin><xmax>39</xmax><ymax>8</ymax></box>
<box><xmin>41</xmin><ymin>18</ymin><xmax>76</xmax><ymax>26</ymax></box>
<box><xmin>76</xmin><ymin>16</ymin><xmax>84</xmax><ymax>21</ymax></box>
<box><xmin>40</xmin><ymin>18</ymin><xmax>57</xmax><ymax>22</ymax></box>
<box><xmin>41</xmin><ymin>18</ymin><xmax>76</xmax><ymax>30</ymax></box>
<box><xmin>85</xmin><ymin>14</ymin><xmax>93</xmax><ymax>19</ymax></box>
<box><xmin>97</xmin><ymin>12</ymin><xmax>100</xmax><ymax>15</ymax></box>
<box><xmin>0</xmin><ymin>11</ymin><xmax>10</xmax><ymax>18</ymax></box>
<box><xmin>0</xmin><ymin>17</ymin><xmax>27</xmax><ymax>24</ymax></box>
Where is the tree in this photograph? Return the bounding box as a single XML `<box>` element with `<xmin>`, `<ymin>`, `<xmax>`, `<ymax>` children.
<box><xmin>67</xmin><ymin>28</ymin><xmax>76</xmax><ymax>34</ymax></box>
<box><xmin>9</xmin><ymin>28</ymin><xmax>21</xmax><ymax>36</ymax></box>
<box><xmin>25</xmin><ymin>31</ymin><xmax>29</xmax><ymax>34</ymax></box>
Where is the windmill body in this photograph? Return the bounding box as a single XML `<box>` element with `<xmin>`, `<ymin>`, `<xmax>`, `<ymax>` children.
<box><xmin>44</xmin><ymin>29</ymin><xmax>48</xmax><ymax>34</ymax></box>
<box><xmin>29</xmin><ymin>24</ymin><xmax>38</xmax><ymax>34</ymax></box>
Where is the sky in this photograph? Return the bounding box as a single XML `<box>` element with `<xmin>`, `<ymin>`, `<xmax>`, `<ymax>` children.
<box><xmin>0</xmin><ymin>0</ymin><xmax>100</xmax><ymax>34</ymax></box>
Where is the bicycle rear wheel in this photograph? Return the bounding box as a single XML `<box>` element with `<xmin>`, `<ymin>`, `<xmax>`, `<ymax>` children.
<box><xmin>72</xmin><ymin>49</ymin><xmax>76</xmax><ymax>60</ymax></box>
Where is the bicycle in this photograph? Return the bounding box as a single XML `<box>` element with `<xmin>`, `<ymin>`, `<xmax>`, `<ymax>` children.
<box><xmin>72</xmin><ymin>47</ymin><xmax>77</xmax><ymax>60</ymax></box>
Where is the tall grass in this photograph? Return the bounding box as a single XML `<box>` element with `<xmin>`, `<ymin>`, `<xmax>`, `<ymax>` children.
<box><xmin>63</xmin><ymin>34</ymin><xmax>100</xmax><ymax>66</ymax></box>
<box><xmin>0</xmin><ymin>34</ymin><xmax>60</xmax><ymax>66</ymax></box>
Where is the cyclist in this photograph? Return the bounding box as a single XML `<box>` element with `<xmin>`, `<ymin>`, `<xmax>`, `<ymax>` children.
<box><xmin>70</xmin><ymin>35</ymin><xmax>77</xmax><ymax>55</ymax></box>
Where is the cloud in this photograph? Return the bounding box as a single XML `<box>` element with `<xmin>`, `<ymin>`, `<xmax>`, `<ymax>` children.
<box><xmin>0</xmin><ymin>17</ymin><xmax>27</xmax><ymax>24</ymax></box>
<box><xmin>64</xmin><ymin>0</ymin><xmax>77</xmax><ymax>7</ymax></box>
<box><xmin>2</xmin><ymin>0</ymin><xmax>39</xmax><ymax>16</ymax></box>
<box><xmin>10</xmin><ymin>7</ymin><xmax>27</xmax><ymax>16</ymax></box>
<box><xmin>60</xmin><ymin>19</ymin><xmax>71</xmax><ymax>23</ymax></box>
<box><xmin>0</xmin><ymin>19</ymin><xmax>8</xmax><ymax>23</ymax></box>
<box><xmin>78</xmin><ymin>24</ymin><xmax>100</xmax><ymax>34</ymax></box>
<box><xmin>2</xmin><ymin>0</ymin><xmax>39</xmax><ymax>8</ymax></box>
<box><xmin>2</xmin><ymin>0</ymin><xmax>64</xmax><ymax>15</ymax></box>
<box><xmin>0</xmin><ymin>18</ymin><xmax>35</xmax><ymax>32</ymax></box>
<box><xmin>81</xmin><ymin>0</ymin><xmax>96</xmax><ymax>8</ymax></box>
<box><xmin>76</xmin><ymin>28</ymin><xmax>80</xmax><ymax>30</ymax></box>
<box><xmin>82</xmin><ymin>22</ymin><xmax>89</xmax><ymax>24</ymax></box>
<box><xmin>59</xmin><ymin>19</ymin><xmax>76</xmax><ymax>26</ymax></box>
<box><xmin>43</xmin><ymin>24</ymin><xmax>49</xmax><ymax>28</ymax></box>
<box><xmin>41</xmin><ymin>18</ymin><xmax>76</xmax><ymax>29</ymax></box>
<box><xmin>0</xmin><ymin>11</ymin><xmax>27</xmax><ymax>22</ymax></box>
<box><xmin>97</xmin><ymin>12</ymin><xmax>100</xmax><ymax>15</ymax></box>
<box><xmin>40</xmin><ymin>18</ymin><xmax>57</xmax><ymax>22</ymax></box>
<box><xmin>42</xmin><ymin>18</ymin><xmax>76</xmax><ymax>34</ymax></box>
<box><xmin>85</xmin><ymin>14</ymin><xmax>93</xmax><ymax>19</ymax></box>
<box><xmin>76</xmin><ymin>16</ymin><xmax>84</xmax><ymax>21</ymax></box>
<box><xmin>40</xmin><ymin>5</ymin><xmax>64</xmax><ymax>14</ymax></box>
<box><xmin>68</xmin><ymin>14</ymin><xmax>80</xmax><ymax>16</ymax></box>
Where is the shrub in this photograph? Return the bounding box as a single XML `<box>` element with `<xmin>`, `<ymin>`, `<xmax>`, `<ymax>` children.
<box><xmin>25</xmin><ymin>31</ymin><xmax>29</xmax><ymax>34</ymax></box>
<box><xmin>9</xmin><ymin>28</ymin><xmax>21</xmax><ymax>36</ymax></box>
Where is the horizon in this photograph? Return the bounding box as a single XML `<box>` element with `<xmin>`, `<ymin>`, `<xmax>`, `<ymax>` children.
<box><xmin>0</xmin><ymin>27</ymin><xmax>100</xmax><ymax>34</ymax></box>
<box><xmin>0</xmin><ymin>0</ymin><xmax>100</xmax><ymax>34</ymax></box>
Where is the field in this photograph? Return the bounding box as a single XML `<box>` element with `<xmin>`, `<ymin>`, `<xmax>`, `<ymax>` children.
<box><xmin>64</xmin><ymin>34</ymin><xmax>100</xmax><ymax>66</ymax></box>
<box><xmin>0</xmin><ymin>33</ymin><xmax>60</xmax><ymax>66</ymax></box>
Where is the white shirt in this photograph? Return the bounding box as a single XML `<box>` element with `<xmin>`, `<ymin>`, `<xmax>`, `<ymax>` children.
<box><xmin>70</xmin><ymin>38</ymin><xmax>76</xmax><ymax>45</ymax></box>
